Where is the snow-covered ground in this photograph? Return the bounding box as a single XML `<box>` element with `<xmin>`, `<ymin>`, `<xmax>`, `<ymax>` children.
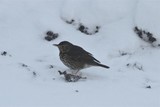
<box><xmin>0</xmin><ymin>0</ymin><xmax>160</xmax><ymax>107</ymax></box>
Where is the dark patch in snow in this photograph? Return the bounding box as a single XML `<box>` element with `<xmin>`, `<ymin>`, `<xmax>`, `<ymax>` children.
<box><xmin>65</xmin><ymin>19</ymin><xmax>75</xmax><ymax>24</ymax></box>
<box><xmin>119</xmin><ymin>50</ymin><xmax>132</xmax><ymax>56</ymax></box>
<box><xmin>20</xmin><ymin>63</ymin><xmax>28</xmax><ymax>68</ymax></box>
<box><xmin>45</xmin><ymin>31</ymin><xmax>59</xmax><ymax>41</ymax></box>
<box><xmin>78</xmin><ymin>24</ymin><xmax>87</xmax><ymax>34</ymax></box>
<box><xmin>62</xmin><ymin>17</ymin><xmax>100</xmax><ymax>35</ymax></box>
<box><xmin>126</xmin><ymin>62</ymin><xmax>143</xmax><ymax>71</ymax></box>
<box><xmin>1</xmin><ymin>51</ymin><xmax>12</xmax><ymax>57</ymax></box>
<box><xmin>75</xmin><ymin>90</ymin><xmax>79</xmax><ymax>92</ymax></box>
<box><xmin>134</xmin><ymin>26</ymin><xmax>160</xmax><ymax>47</ymax></box>
<box><xmin>49</xmin><ymin>65</ymin><xmax>54</xmax><ymax>69</ymax></box>
<box><xmin>1</xmin><ymin>51</ymin><xmax>7</xmax><ymax>56</ymax></box>
<box><xmin>19</xmin><ymin>63</ymin><xmax>38</xmax><ymax>77</ymax></box>
<box><xmin>145</xmin><ymin>85</ymin><xmax>151</xmax><ymax>89</ymax></box>
<box><xmin>77</xmin><ymin>24</ymin><xmax>100</xmax><ymax>35</ymax></box>
<box><xmin>20</xmin><ymin>63</ymin><xmax>31</xmax><ymax>71</ymax></box>
<box><xmin>32</xmin><ymin>71</ymin><xmax>37</xmax><ymax>77</ymax></box>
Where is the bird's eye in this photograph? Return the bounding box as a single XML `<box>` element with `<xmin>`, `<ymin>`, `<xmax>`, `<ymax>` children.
<box><xmin>61</xmin><ymin>45</ymin><xmax>65</xmax><ymax>48</ymax></box>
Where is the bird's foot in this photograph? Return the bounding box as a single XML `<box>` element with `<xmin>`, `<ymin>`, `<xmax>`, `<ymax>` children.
<box><xmin>58</xmin><ymin>70</ymin><xmax>87</xmax><ymax>82</ymax></box>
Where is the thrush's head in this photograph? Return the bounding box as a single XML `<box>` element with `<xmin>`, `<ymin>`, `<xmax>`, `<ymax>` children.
<box><xmin>53</xmin><ymin>41</ymin><xmax>73</xmax><ymax>53</ymax></box>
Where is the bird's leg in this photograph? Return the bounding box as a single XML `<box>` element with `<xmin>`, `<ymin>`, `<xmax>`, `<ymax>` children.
<box><xmin>75</xmin><ymin>70</ymin><xmax>83</xmax><ymax>76</ymax></box>
<box><xmin>71</xmin><ymin>69</ymin><xmax>80</xmax><ymax>75</ymax></box>
<box><xmin>75</xmin><ymin>70</ymin><xmax>79</xmax><ymax>75</ymax></box>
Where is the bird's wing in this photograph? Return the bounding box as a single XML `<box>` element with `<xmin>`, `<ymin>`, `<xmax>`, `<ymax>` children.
<box><xmin>69</xmin><ymin>45</ymin><xmax>100</xmax><ymax>64</ymax></box>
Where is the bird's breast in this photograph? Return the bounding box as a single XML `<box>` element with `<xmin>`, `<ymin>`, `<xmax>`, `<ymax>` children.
<box><xmin>59</xmin><ymin>53</ymin><xmax>85</xmax><ymax>70</ymax></box>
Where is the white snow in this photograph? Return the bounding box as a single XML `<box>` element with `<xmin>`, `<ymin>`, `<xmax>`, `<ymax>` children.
<box><xmin>0</xmin><ymin>0</ymin><xmax>160</xmax><ymax>107</ymax></box>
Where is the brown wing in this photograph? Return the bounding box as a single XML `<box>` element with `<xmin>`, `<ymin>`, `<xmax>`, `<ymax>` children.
<box><xmin>68</xmin><ymin>45</ymin><xmax>100</xmax><ymax>65</ymax></box>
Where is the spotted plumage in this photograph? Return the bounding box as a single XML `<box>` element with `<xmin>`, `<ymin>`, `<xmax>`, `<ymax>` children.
<box><xmin>54</xmin><ymin>41</ymin><xmax>109</xmax><ymax>72</ymax></box>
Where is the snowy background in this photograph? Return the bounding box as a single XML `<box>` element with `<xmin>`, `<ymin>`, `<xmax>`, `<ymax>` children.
<box><xmin>0</xmin><ymin>0</ymin><xmax>160</xmax><ymax>107</ymax></box>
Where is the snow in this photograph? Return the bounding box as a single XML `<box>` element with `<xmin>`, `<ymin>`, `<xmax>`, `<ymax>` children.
<box><xmin>0</xmin><ymin>0</ymin><xmax>160</xmax><ymax>107</ymax></box>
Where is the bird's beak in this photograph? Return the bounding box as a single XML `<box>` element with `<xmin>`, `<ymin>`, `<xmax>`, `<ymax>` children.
<box><xmin>53</xmin><ymin>44</ymin><xmax>58</xmax><ymax>47</ymax></box>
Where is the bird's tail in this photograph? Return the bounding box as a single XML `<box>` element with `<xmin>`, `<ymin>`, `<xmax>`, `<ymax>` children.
<box><xmin>96</xmin><ymin>63</ymin><xmax>110</xmax><ymax>69</ymax></box>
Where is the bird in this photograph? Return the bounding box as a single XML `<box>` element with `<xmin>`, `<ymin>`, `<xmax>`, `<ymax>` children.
<box><xmin>53</xmin><ymin>41</ymin><xmax>109</xmax><ymax>73</ymax></box>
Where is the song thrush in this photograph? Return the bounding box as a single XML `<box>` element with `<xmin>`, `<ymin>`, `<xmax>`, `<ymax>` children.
<box><xmin>54</xmin><ymin>41</ymin><xmax>109</xmax><ymax>73</ymax></box>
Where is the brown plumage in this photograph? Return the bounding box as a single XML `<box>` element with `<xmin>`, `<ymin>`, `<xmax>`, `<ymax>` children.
<box><xmin>54</xmin><ymin>41</ymin><xmax>109</xmax><ymax>72</ymax></box>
